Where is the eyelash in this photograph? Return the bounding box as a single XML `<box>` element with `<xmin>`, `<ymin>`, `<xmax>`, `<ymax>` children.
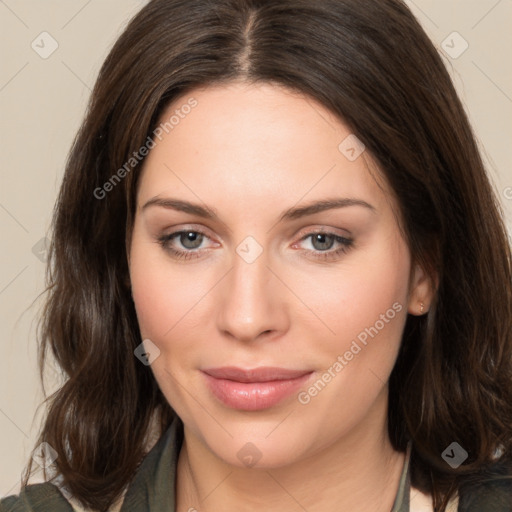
<box><xmin>156</xmin><ymin>229</ymin><xmax>354</xmax><ymax>262</ymax></box>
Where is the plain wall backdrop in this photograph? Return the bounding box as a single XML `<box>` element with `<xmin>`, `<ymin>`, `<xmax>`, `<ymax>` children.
<box><xmin>1</xmin><ymin>0</ymin><xmax>511</xmax><ymax>498</ymax></box>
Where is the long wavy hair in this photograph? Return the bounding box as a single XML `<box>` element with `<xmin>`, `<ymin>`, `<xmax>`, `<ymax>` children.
<box><xmin>23</xmin><ymin>0</ymin><xmax>512</xmax><ymax>510</ymax></box>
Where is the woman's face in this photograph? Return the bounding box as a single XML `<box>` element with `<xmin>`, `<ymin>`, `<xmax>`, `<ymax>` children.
<box><xmin>129</xmin><ymin>81</ymin><xmax>431</xmax><ymax>468</ymax></box>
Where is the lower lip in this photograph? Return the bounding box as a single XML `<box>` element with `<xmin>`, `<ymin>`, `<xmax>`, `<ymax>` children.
<box><xmin>202</xmin><ymin>372</ymin><xmax>313</xmax><ymax>411</ymax></box>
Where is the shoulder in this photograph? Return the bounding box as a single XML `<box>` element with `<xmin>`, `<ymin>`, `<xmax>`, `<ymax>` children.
<box><xmin>0</xmin><ymin>483</ymin><xmax>74</xmax><ymax>512</ymax></box>
<box><xmin>0</xmin><ymin>416</ymin><xmax>181</xmax><ymax>512</ymax></box>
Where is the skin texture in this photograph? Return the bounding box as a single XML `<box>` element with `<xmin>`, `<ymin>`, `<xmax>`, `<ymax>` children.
<box><xmin>128</xmin><ymin>81</ymin><xmax>434</xmax><ymax>512</ymax></box>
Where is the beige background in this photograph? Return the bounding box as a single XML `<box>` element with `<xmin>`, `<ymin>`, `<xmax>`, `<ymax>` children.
<box><xmin>1</xmin><ymin>0</ymin><xmax>511</xmax><ymax>499</ymax></box>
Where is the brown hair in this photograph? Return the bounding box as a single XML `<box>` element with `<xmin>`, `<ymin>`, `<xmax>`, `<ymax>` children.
<box><xmin>23</xmin><ymin>0</ymin><xmax>512</xmax><ymax>510</ymax></box>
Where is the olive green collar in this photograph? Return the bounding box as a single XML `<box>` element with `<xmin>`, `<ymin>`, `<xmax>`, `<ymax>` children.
<box><xmin>120</xmin><ymin>415</ymin><xmax>412</xmax><ymax>512</ymax></box>
<box><xmin>392</xmin><ymin>439</ymin><xmax>412</xmax><ymax>512</ymax></box>
<box><xmin>120</xmin><ymin>415</ymin><xmax>184</xmax><ymax>511</ymax></box>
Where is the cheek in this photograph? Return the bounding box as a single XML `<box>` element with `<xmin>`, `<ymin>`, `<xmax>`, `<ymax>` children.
<box><xmin>129</xmin><ymin>236</ymin><xmax>208</xmax><ymax>343</ymax></box>
<box><xmin>289</xmin><ymin>233</ymin><xmax>410</xmax><ymax>363</ymax></box>
<box><xmin>290</xmin><ymin>242</ymin><xmax>409</xmax><ymax>433</ymax></box>
<box><xmin>129</xmin><ymin>241</ymin><xmax>210</xmax><ymax>414</ymax></box>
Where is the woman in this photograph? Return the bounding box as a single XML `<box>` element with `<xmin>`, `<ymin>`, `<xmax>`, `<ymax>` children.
<box><xmin>1</xmin><ymin>0</ymin><xmax>511</xmax><ymax>511</ymax></box>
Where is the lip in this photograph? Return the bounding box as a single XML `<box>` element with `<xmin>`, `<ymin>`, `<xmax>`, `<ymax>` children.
<box><xmin>202</xmin><ymin>366</ymin><xmax>314</xmax><ymax>411</ymax></box>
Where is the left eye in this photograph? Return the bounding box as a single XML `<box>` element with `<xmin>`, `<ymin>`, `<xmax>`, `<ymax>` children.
<box><xmin>304</xmin><ymin>233</ymin><xmax>338</xmax><ymax>251</ymax></box>
<box><xmin>291</xmin><ymin>231</ymin><xmax>354</xmax><ymax>261</ymax></box>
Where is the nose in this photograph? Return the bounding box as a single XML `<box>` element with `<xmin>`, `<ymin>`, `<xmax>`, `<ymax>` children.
<box><xmin>215</xmin><ymin>245</ymin><xmax>290</xmax><ymax>343</ymax></box>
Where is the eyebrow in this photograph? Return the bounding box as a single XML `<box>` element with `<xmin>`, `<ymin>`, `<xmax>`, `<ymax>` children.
<box><xmin>141</xmin><ymin>197</ymin><xmax>376</xmax><ymax>220</ymax></box>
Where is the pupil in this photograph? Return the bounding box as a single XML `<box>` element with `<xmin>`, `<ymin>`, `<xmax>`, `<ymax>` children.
<box><xmin>313</xmin><ymin>234</ymin><xmax>333</xmax><ymax>251</ymax></box>
<box><xmin>182</xmin><ymin>232</ymin><xmax>202</xmax><ymax>249</ymax></box>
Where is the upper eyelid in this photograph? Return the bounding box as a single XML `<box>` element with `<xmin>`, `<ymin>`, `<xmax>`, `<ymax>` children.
<box><xmin>163</xmin><ymin>224</ymin><xmax>217</xmax><ymax>240</ymax></box>
<box><xmin>296</xmin><ymin>225</ymin><xmax>352</xmax><ymax>237</ymax></box>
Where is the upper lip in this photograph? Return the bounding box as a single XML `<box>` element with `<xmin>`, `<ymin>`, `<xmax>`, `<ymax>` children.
<box><xmin>202</xmin><ymin>366</ymin><xmax>312</xmax><ymax>383</ymax></box>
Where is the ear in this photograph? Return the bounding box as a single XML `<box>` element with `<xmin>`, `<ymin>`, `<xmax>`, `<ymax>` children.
<box><xmin>407</xmin><ymin>262</ymin><xmax>437</xmax><ymax>316</ymax></box>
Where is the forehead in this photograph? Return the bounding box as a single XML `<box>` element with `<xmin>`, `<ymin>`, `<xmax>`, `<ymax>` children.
<box><xmin>136</xmin><ymin>81</ymin><xmax>395</xmax><ymax>218</ymax></box>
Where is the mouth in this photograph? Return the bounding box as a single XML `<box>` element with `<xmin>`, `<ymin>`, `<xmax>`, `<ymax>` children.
<box><xmin>201</xmin><ymin>366</ymin><xmax>314</xmax><ymax>411</ymax></box>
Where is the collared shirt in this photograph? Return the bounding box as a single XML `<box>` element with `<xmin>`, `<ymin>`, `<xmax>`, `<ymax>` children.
<box><xmin>119</xmin><ymin>415</ymin><xmax>414</xmax><ymax>511</ymax></box>
<box><xmin>2</xmin><ymin>415</ymin><xmax>509</xmax><ymax>511</ymax></box>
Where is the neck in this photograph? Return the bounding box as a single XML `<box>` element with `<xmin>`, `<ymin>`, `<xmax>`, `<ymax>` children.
<box><xmin>176</xmin><ymin>389</ymin><xmax>406</xmax><ymax>512</ymax></box>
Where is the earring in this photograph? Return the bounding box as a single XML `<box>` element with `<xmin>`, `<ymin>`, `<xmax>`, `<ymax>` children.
<box><xmin>420</xmin><ymin>302</ymin><xmax>425</xmax><ymax>314</ymax></box>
